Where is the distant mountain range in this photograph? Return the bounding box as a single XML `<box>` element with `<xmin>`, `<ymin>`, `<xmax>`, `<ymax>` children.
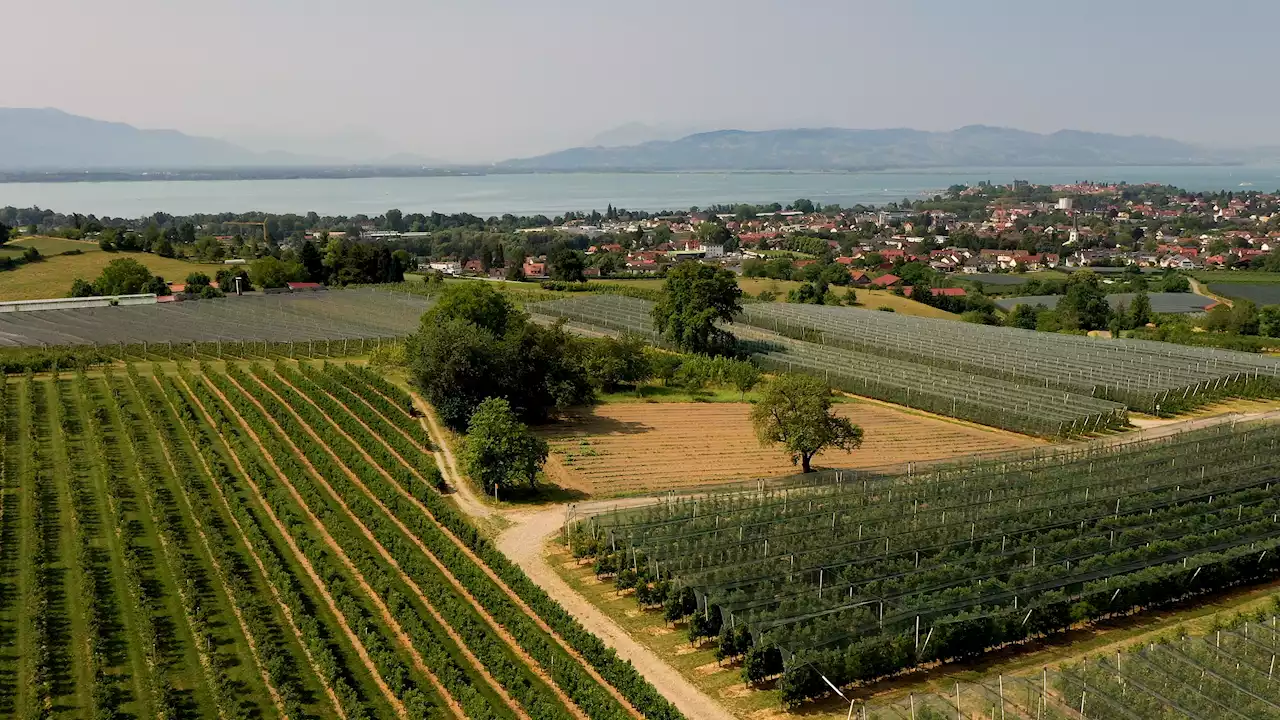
<box><xmin>0</xmin><ymin>109</ymin><xmax>1251</xmax><ymax>173</ymax></box>
<box><xmin>0</xmin><ymin>108</ymin><xmax>288</xmax><ymax>169</ymax></box>
<box><xmin>0</xmin><ymin>108</ymin><xmax>443</xmax><ymax>170</ymax></box>
<box><xmin>499</xmin><ymin>126</ymin><xmax>1229</xmax><ymax>171</ymax></box>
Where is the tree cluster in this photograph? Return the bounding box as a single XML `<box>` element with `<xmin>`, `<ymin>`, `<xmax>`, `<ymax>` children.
<box><xmin>68</xmin><ymin>258</ymin><xmax>171</xmax><ymax>298</ymax></box>
<box><xmin>651</xmin><ymin>262</ymin><xmax>743</xmax><ymax>354</ymax></box>
<box><xmin>408</xmin><ymin>283</ymin><xmax>595</xmax><ymax>432</ymax></box>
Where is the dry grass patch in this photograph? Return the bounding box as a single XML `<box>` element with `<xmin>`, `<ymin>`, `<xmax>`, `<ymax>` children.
<box><xmin>541</xmin><ymin>400</ymin><xmax>1038</xmax><ymax>497</ymax></box>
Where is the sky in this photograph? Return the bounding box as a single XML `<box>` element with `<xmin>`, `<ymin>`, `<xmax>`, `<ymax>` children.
<box><xmin>7</xmin><ymin>0</ymin><xmax>1280</xmax><ymax>163</ymax></box>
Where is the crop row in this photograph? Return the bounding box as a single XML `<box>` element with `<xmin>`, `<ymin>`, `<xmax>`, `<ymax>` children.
<box><xmin>0</xmin><ymin>361</ymin><xmax>684</xmax><ymax>720</ymax></box>
<box><xmin>290</xmin><ymin>362</ymin><xmax>684</xmax><ymax>720</ymax></box>
<box><xmin>533</xmin><ymin>295</ymin><xmax>1125</xmax><ymax>436</ymax></box>
<box><xmin>128</xmin><ymin>364</ymin><xmax>324</xmax><ymax>719</ymax></box>
<box><xmin>574</xmin><ymin>419</ymin><xmax>1280</xmax><ymax>705</ymax></box>
<box><xmin>1055</xmin><ymin>615</ymin><xmax>1280</xmax><ymax>719</ymax></box>
<box><xmin>50</xmin><ymin>377</ymin><xmax>119</xmax><ymax>719</ymax></box>
<box><xmin>737</xmin><ymin>302</ymin><xmax>1280</xmax><ymax>414</ymax></box>
<box><xmin>248</xmin><ymin>359</ymin><xmax>657</xmax><ymax>720</ymax></box>
<box><xmin>160</xmin><ymin>368</ymin><xmax>383</xmax><ymax>719</ymax></box>
<box><xmin>0</xmin><ymin>288</ymin><xmax>429</xmax><ymax>349</ymax></box>
<box><xmin>738</xmin><ymin>326</ymin><xmax>1126</xmax><ymax>436</ymax></box>
<box><xmin>199</xmin><ymin>366</ymin><xmax>460</xmax><ymax>718</ymax></box>
<box><xmin>232</xmin><ymin>362</ymin><xmax>568</xmax><ymax>719</ymax></box>
<box><xmin>108</xmin><ymin>365</ymin><xmax>277</xmax><ymax>720</ymax></box>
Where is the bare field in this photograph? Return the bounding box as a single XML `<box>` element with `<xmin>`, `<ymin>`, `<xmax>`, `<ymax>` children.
<box><xmin>541</xmin><ymin>401</ymin><xmax>1040</xmax><ymax>497</ymax></box>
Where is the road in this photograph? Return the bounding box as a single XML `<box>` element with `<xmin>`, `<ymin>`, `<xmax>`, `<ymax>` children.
<box><xmin>496</xmin><ymin>502</ymin><xmax>737</xmax><ymax>720</ymax></box>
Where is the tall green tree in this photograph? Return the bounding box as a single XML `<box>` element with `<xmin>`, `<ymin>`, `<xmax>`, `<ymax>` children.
<box><xmin>1229</xmin><ymin>299</ymin><xmax>1261</xmax><ymax>335</ymax></box>
<box><xmin>423</xmin><ymin>282</ymin><xmax>521</xmax><ymax>336</ymax></box>
<box><xmin>0</xmin><ymin>222</ymin><xmax>10</xmax><ymax>246</ymax></box>
<box><xmin>92</xmin><ymin>258</ymin><xmax>159</xmax><ymax>295</ymax></box>
<box><xmin>548</xmin><ymin>246</ymin><xmax>586</xmax><ymax>282</ymax></box>
<box><xmin>68</xmin><ymin>278</ymin><xmax>96</xmax><ymax>298</ymax></box>
<box><xmin>410</xmin><ymin>282</ymin><xmax>592</xmax><ymax>430</ymax></box>
<box><xmin>651</xmin><ymin>262</ymin><xmax>743</xmax><ymax>354</ymax></box>
<box><xmin>153</xmin><ymin>235</ymin><xmax>175</xmax><ymax>258</ymax></box>
<box><xmin>1006</xmin><ymin>303</ymin><xmax>1040</xmax><ymax>330</ymax></box>
<box><xmin>298</xmin><ymin>239</ymin><xmax>324</xmax><ymax>282</ymax></box>
<box><xmin>1260</xmin><ymin>305</ymin><xmax>1280</xmax><ymax>337</ymax></box>
<box><xmin>385</xmin><ymin>208</ymin><xmax>404</xmax><ymax>232</ymax></box>
<box><xmin>462</xmin><ymin>397</ymin><xmax>549</xmax><ymax>495</ymax></box>
<box><xmin>1057</xmin><ymin>270</ymin><xmax>1112</xmax><ymax>330</ymax></box>
<box><xmin>1128</xmin><ymin>291</ymin><xmax>1152</xmax><ymax>327</ymax></box>
<box><xmin>248</xmin><ymin>256</ymin><xmax>304</xmax><ymax>289</ymax></box>
<box><xmin>581</xmin><ymin>334</ymin><xmax>651</xmax><ymax>391</ymax></box>
<box><xmin>750</xmin><ymin>374</ymin><xmax>863</xmax><ymax>473</ymax></box>
<box><xmin>695</xmin><ymin>220</ymin><xmax>731</xmax><ymax>247</ymax></box>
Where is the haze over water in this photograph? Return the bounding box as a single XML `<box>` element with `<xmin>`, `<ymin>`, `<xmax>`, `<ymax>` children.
<box><xmin>4</xmin><ymin>166</ymin><xmax>1279</xmax><ymax>218</ymax></box>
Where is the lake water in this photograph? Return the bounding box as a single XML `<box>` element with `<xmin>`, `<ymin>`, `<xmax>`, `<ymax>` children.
<box><xmin>3</xmin><ymin>166</ymin><xmax>1280</xmax><ymax>217</ymax></box>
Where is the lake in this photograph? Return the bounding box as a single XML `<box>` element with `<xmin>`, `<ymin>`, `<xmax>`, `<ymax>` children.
<box><xmin>3</xmin><ymin>166</ymin><xmax>1280</xmax><ymax>217</ymax></box>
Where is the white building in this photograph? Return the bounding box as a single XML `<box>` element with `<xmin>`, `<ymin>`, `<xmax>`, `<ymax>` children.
<box><xmin>427</xmin><ymin>261</ymin><xmax>462</xmax><ymax>275</ymax></box>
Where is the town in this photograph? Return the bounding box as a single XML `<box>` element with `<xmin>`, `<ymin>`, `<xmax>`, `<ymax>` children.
<box><xmin>399</xmin><ymin>180</ymin><xmax>1280</xmax><ymax>281</ymax></box>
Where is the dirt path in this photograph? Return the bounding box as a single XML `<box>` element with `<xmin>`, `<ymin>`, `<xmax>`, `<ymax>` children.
<box><xmin>1189</xmin><ymin>276</ymin><xmax>1230</xmax><ymax>307</ymax></box>
<box><xmin>498</xmin><ymin>502</ymin><xmax>737</xmax><ymax>720</ymax></box>
<box><xmin>158</xmin><ymin>375</ymin><xmax>350</xmax><ymax>720</ymax></box>
<box><xmin>409</xmin><ymin>394</ymin><xmax>731</xmax><ymax>720</ymax></box>
<box><xmin>406</xmin><ymin>389</ymin><xmax>493</xmax><ymax>519</ymax></box>
<box><xmin>185</xmin><ymin>374</ymin><xmax>415</xmax><ymax>720</ymax></box>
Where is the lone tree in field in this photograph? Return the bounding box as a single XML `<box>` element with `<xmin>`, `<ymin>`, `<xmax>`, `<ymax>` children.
<box><xmin>751</xmin><ymin>374</ymin><xmax>864</xmax><ymax>473</ymax></box>
<box><xmin>651</xmin><ymin>261</ymin><xmax>742</xmax><ymax>354</ymax></box>
<box><xmin>462</xmin><ymin>397</ymin><xmax>549</xmax><ymax>496</ymax></box>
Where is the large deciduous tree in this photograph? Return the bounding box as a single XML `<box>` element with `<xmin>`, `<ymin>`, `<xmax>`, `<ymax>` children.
<box><xmin>423</xmin><ymin>280</ymin><xmax>520</xmax><ymax>336</ymax></box>
<box><xmin>461</xmin><ymin>397</ymin><xmax>549</xmax><ymax>495</ymax></box>
<box><xmin>651</xmin><ymin>261</ymin><xmax>742</xmax><ymax>354</ymax></box>
<box><xmin>750</xmin><ymin>374</ymin><xmax>864</xmax><ymax>473</ymax></box>
<box><xmin>694</xmin><ymin>220</ymin><xmax>731</xmax><ymax>247</ymax></box>
<box><xmin>248</xmin><ymin>256</ymin><xmax>304</xmax><ymax>289</ymax></box>
<box><xmin>92</xmin><ymin>258</ymin><xmax>158</xmax><ymax>295</ymax></box>
<box><xmin>409</xmin><ymin>282</ymin><xmax>592</xmax><ymax>431</ymax></box>
<box><xmin>1057</xmin><ymin>270</ymin><xmax>1112</xmax><ymax>331</ymax></box>
<box><xmin>548</xmin><ymin>246</ymin><xmax>586</xmax><ymax>282</ymax></box>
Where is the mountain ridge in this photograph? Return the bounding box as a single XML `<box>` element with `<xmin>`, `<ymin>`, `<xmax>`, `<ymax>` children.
<box><xmin>0</xmin><ymin>108</ymin><xmax>317</xmax><ymax>169</ymax></box>
<box><xmin>499</xmin><ymin>125</ymin><xmax>1225</xmax><ymax>171</ymax></box>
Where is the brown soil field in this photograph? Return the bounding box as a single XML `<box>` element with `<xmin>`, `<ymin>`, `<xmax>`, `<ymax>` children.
<box><xmin>541</xmin><ymin>401</ymin><xmax>1040</xmax><ymax>497</ymax></box>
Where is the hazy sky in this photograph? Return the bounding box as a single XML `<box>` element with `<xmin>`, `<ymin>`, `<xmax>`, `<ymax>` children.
<box><xmin>8</xmin><ymin>0</ymin><xmax>1280</xmax><ymax>162</ymax></box>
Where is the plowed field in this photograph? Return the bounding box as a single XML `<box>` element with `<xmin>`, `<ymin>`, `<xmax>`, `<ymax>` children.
<box><xmin>541</xmin><ymin>401</ymin><xmax>1041</xmax><ymax>496</ymax></box>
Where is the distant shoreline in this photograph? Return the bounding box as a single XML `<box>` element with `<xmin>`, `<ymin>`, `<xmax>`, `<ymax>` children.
<box><xmin>0</xmin><ymin>163</ymin><xmax>1242</xmax><ymax>185</ymax></box>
